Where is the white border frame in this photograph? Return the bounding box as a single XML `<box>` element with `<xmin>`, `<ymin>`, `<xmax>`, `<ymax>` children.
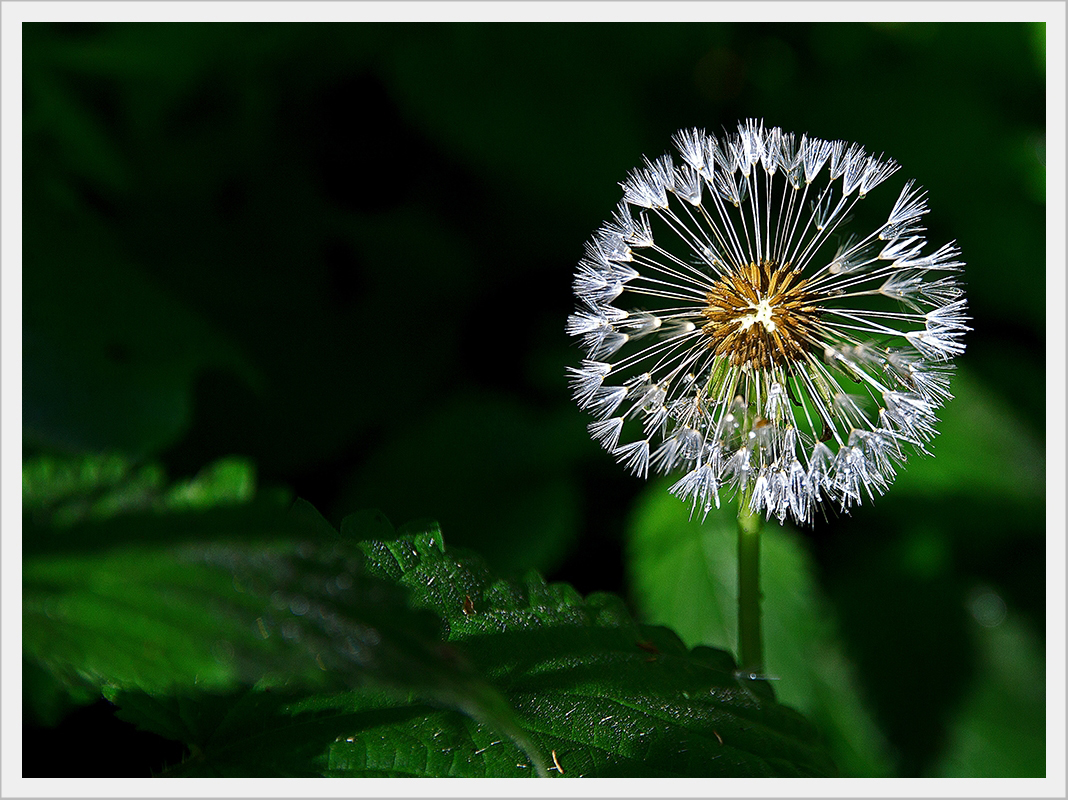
<box><xmin>4</xmin><ymin>3</ymin><xmax>1064</xmax><ymax>798</ymax></box>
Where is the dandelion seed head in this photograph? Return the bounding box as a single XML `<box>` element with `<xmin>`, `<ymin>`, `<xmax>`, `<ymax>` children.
<box><xmin>567</xmin><ymin>121</ymin><xmax>968</xmax><ymax>525</ymax></box>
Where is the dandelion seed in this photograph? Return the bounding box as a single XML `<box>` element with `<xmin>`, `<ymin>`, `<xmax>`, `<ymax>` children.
<box><xmin>567</xmin><ymin>121</ymin><xmax>968</xmax><ymax>525</ymax></box>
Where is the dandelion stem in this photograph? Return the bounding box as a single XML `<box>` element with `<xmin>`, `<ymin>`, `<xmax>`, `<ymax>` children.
<box><xmin>736</xmin><ymin>499</ymin><xmax>764</xmax><ymax>675</ymax></box>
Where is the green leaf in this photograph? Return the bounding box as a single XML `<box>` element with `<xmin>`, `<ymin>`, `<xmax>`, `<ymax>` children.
<box><xmin>23</xmin><ymin>465</ymin><xmax>538</xmax><ymax>773</ymax></box>
<box><xmin>23</xmin><ymin>454</ymin><xmax>259</xmax><ymax>530</ymax></box>
<box><xmin>26</xmin><ymin>535</ymin><xmax>409</xmax><ymax>694</ymax></box>
<box><xmin>158</xmin><ymin>523</ymin><xmax>835</xmax><ymax>777</ymax></box>
<box><xmin>626</xmin><ymin>486</ymin><xmax>888</xmax><ymax>777</ymax></box>
<box><xmin>23</xmin><ymin>453</ymin><xmax>162</xmax><ymax>524</ymax></box>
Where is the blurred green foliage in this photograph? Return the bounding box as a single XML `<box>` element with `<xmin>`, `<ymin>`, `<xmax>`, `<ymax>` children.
<box><xmin>22</xmin><ymin>21</ymin><xmax>1045</xmax><ymax>777</ymax></box>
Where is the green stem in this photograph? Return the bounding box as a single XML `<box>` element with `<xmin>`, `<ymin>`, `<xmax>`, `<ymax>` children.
<box><xmin>736</xmin><ymin>498</ymin><xmax>765</xmax><ymax>676</ymax></box>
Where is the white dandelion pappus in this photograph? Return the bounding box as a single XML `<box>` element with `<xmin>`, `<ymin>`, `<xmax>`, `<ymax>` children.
<box><xmin>566</xmin><ymin>121</ymin><xmax>968</xmax><ymax>525</ymax></box>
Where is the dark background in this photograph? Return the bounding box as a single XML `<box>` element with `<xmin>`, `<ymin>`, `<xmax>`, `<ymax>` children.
<box><xmin>22</xmin><ymin>22</ymin><xmax>1046</xmax><ymax>778</ymax></box>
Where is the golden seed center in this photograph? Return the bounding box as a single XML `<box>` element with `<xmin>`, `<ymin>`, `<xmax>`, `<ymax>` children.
<box><xmin>701</xmin><ymin>259</ymin><xmax>825</xmax><ymax>369</ymax></box>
